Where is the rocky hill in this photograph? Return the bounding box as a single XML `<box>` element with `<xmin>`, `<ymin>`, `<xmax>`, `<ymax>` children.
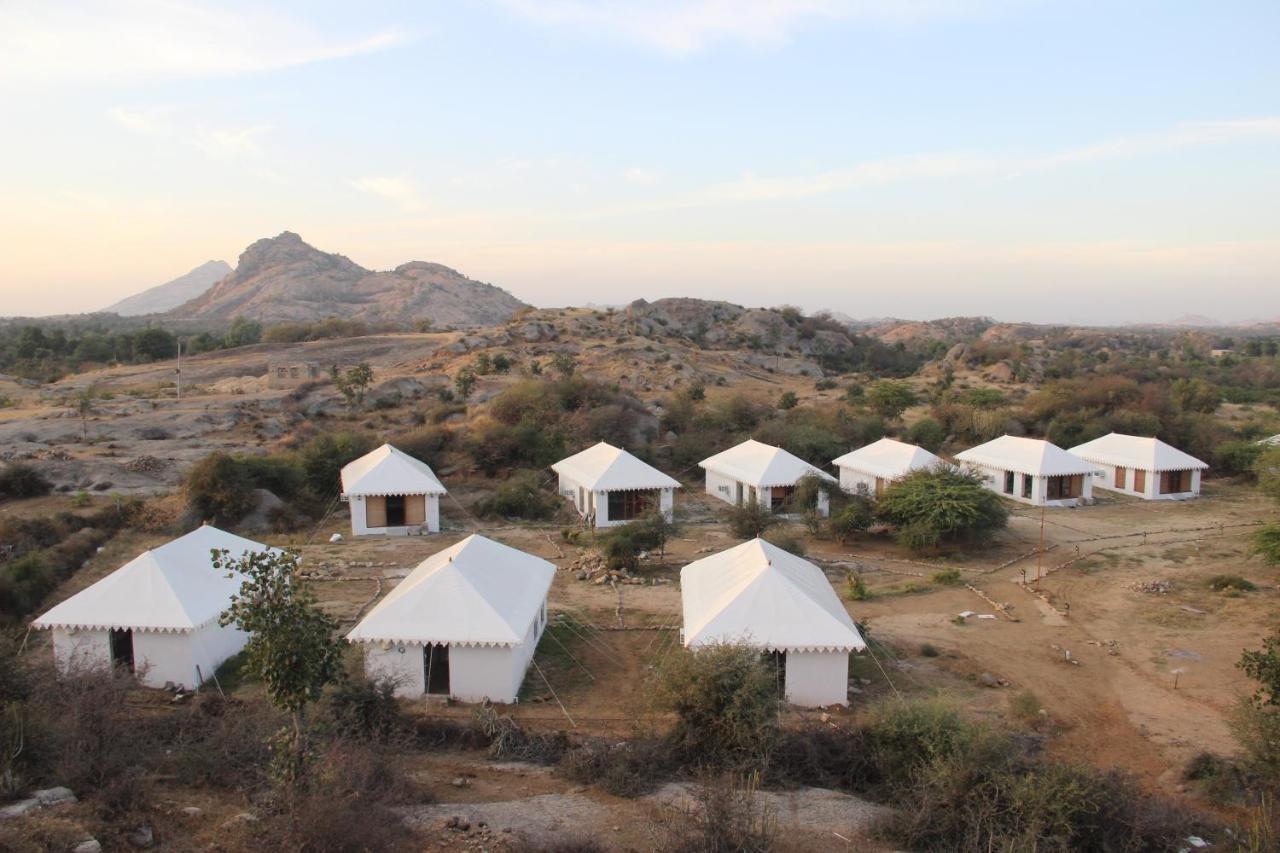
<box><xmin>103</xmin><ymin>260</ymin><xmax>232</xmax><ymax>316</ymax></box>
<box><xmin>168</xmin><ymin>232</ymin><xmax>527</xmax><ymax>327</ymax></box>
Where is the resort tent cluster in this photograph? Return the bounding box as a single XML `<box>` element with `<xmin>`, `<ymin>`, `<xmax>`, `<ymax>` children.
<box><xmin>29</xmin><ymin>427</ymin><xmax>1211</xmax><ymax>708</ymax></box>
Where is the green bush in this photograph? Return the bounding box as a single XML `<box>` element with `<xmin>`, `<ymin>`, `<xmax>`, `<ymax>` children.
<box><xmin>829</xmin><ymin>496</ymin><xmax>874</xmax><ymax>543</ymax></box>
<box><xmin>653</xmin><ymin>644</ymin><xmax>780</xmax><ymax>768</ymax></box>
<box><xmin>1257</xmin><ymin>446</ymin><xmax>1280</xmax><ymax>503</ymax></box>
<box><xmin>297</xmin><ymin>431</ymin><xmax>375</xmax><ymax>499</ymax></box>
<box><xmin>845</xmin><ymin>572</ymin><xmax>869</xmax><ymax>601</ymax></box>
<box><xmin>0</xmin><ymin>463</ymin><xmax>51</xmax><ymax>500</ymax></box>
<box><xmin>1208</xmin><ymin>574</ymin><xmax>1256</xmax><ymax>592</ymax></box>
<box><xmin>184</xmin><ymin>452</ymin><xmax>258</xmax><ymax>525</ymax></box>
<box><xmin>906</xmin><ymin>417</ymin><xmax>946</xmax><ymax>451</ymax></box>
<box><xmin>1214</xmin><ymin>440</ymin><xmax>1264</xmax><ymax>477</ymax></box>
<box><xmin>930</xmin><ymin>567</ymin><xmax>962</xmax><ymax>585</ymax></box>
<box><xmin>726</xmin><ymin>500</ymin><xmax>776</xmax><ymax>539</ymax></box>
<box><xmin>877</xmin><ymin>466</ymin><xmax>1008</xmax><ymax>553</ymax></box>
<box><xmin>475</xmin><ymin>470</ymin><xmax>560</xmax><ymax>521</ymax></box>
<box><xmin>1252</xmin><ymin>523</ymin><xmax>1280</xmax><ymax>566</ymax></box>
<box><xmin>776</xmin><ymin>390</ymin><xmax>798</xmax><ymax>410</ymax></box>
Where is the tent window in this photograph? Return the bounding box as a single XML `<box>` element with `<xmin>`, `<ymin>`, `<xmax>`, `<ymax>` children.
<box><xmin>1114</xmin><ymin>466</ymin><xmax>1127</xmax><ymax>489</ymax></box>
<box><xmin>1046</xmin><ymin>475</ymin><xmax>1082</xmax><ymax>500</ymax></box>
<box><xmin>110</xmin><ymin>629</ymin><xmax>135</xmax><ymax>673</ymax></box>
<box><xmin>1004</xmin><ymin>471</ymin><xmax>1015</xmax><ymax>494</ymax></box>
<box><xmin>1134</xmin><ymin>469</ymin><xmax>1146</xmax><ymax>493</ymax></box>
<box><xmin>385</xmin><ymin>495</ymin><xmax>406</xmax><ymax>527</ymax></box>
<box><xmin>608</xmin><ymin>489</ymin><xmax>657</xmax><ymax>521</ymax></box>
<box><xmin>770</xmin><ymin>486</ymin><xmax>794</xmax><ymax>511</ymax></box>
<box><xmin>1160</xmin><ymin>470</ymin><xmax>1189</xmax><ymax>494</ymax></box>
<box><xmin>424</xmin><ymin>643</ymin><xmax>450</xmax><ymax>695</ymax></box>
<box><xmin>1022</xmin><ymin>474</ymin><xmax>1034</xmax><ymax>499</ymax></box>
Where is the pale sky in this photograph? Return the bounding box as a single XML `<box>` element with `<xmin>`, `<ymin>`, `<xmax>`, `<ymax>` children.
<box><xmin>1</xmin><ymin>0</ymin><xmax>1278</xmax><ymax>323</ymax></box>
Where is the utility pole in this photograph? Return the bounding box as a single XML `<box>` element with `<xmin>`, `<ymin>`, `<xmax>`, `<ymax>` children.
<box><xmin>176</xmin><ymin>338</ymin><xmax>182</xmax><ymax>400</ymax></box>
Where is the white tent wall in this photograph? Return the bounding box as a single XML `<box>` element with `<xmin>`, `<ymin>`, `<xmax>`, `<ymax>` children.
<box><xmin>969</xmin><ymin>464</ymin><xmax>1093</xmax><ymax>507</ymax></box>
<box><xmin>348</xmin><ymin>494</ymin><xmax>441</xmax><ymax>536</ymax></box>
<box><xmin>838</xmin><ymin>468</ymin><xmax>881</xmax><ymax>496</ymax></box>
<box><xmin>703</xmin><ymin>474</ymin><xmax>829</xmax><ymax>517</ymax></box>
<box><xmin>784</xmin><ymin>651</ymin><xmax>850</xmax><ymax>707</ymax></box>
<box><xmin>363</xmin><ymin>644</ymin><xmax>427</xmax><ymax>698</ymax></box>
<box><xmin>1091</xmin><ymin>464</ymin><xmax>1201</xmax><ymax>500</ymax></box>
<box><xmin>133</xmin><ymin>623</ymin><xmax>247</xmax><ymax>689</ymax></box>
<box><xmin>51</xmin><ymin>628</ymin><xmax>111</xmax><ymax>675</ymax></box>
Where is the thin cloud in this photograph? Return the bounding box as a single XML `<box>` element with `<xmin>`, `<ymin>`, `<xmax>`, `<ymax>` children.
<box><xmin>349</xmin><ymin>176</ymin><xmax>429</xmax><ymax>213</ymax></box>
<box><xmin>1</xmin><ymin>1</ymin><xmax>410</xmax><ymax>81</ymax></box>
<box><xmin>500</xmin><ymin>0</ymin><xmax>986</xmax><ymax>54</ymax></box>
<box><xmin>110</xmin><ymin>105</ymin><xmax>273</xmax><ymax>163</ymax></box>
<box><xmin>685</xmin><ymin>117</ymin><xmax>1280</xmax><ymax>205</ymax></box>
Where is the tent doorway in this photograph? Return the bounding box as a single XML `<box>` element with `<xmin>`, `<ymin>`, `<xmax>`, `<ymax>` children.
<box><xmin>385</xmin><ymin>495</ymin><xmax>407</xmax><ymax>527</ymax></box>
<box><xmin>109</xmin><ymin>628</ymin><xmax>135</xmax><ymax>673</ymax></box>
<box><xmin>424</xmin><ymin>643</ymin><xmax>450</xmax><ymax>696</ymax></box>
<box><xmin>763</xmin><ymin>650</ymin><xmax>787</xmax><ymax>695</ymax></box>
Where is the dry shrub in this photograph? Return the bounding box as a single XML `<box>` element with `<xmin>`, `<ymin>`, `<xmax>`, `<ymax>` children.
<box><xmin>767</xmin><ymin>724</ymin><xmax>878</xmax><ymax>791</ymax></box>
<box><xmin>509</xmin><ymin>839</ymin><xmax>608</xmax><ymax>853</ymax></box>
<box><xmin>473</xmin><ymin>707</ymin><xmax>569</xmax><ymax>764</ymax></box>
<box><xmin>559</xmin><ymin>736</ymin><xmax>675</xmax><ymax>797</ymax></box>
<box><xmin>0</xmin><ymin>813</ymin><xmax>91</xmax><ymax>853</ymax></box>
<box><xmin>649</xmin><ymin>774</ymin><xmax>775</xmax><ymax>853</ymax></box>
<box><xmin>168</xmin><ymin>693</ymin><xmax>278</xmax><ymax>791</ymax></box>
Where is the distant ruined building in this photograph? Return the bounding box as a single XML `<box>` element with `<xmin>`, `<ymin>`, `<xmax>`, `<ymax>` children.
<box><xmin>266</xmin><ymin>360</ymin><xmax>322</xmax><ymax>389</ymax></box>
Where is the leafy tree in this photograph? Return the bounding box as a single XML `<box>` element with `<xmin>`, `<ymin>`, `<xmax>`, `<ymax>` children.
<box><xmin>1252</xmin><ymin>523</ymin><xmax>1280</xmax><ymax>566</ymax></box>
<box><xmin>453</xmin><ymin>366</ymin><xmax>477</xmax><ymax>400</ymax></box>
<box><xmin>1240</xmin><ymin>628</ymin><xmax>1280</xmax><ymax>707</ymax></box>
<box><xmin>474</xmin><ymin>470</ymin><xmax>559</xmax><ymax>520</ymax></box>
<box><xmin>1213</xmin><ymin>440</ymin><xmax>1263</xmax><ymax>477</ymax></box>
<box><xmin>877</xmin><ymin>466</ymin><xmax>1008</xmax><ymax>552</ymax></box>
<box><xmin>298</xmin><ymin>431</ymin><xmax>374</xmax><ymax>499</ymax></box>
<box><xmin>331</xmin><ymin>363</ymin><xmax>374</xmax><ymax>408</ymax></box>
<box><xmin>867</xmin><ymin>380</ymin><xmax>917</xmax><ymax>419</ymax></box>
<box><xmin>223</xmin><ymin>316</ymin><xmax>263</xmax><ymax>348</ymax></box>
<box><xmin>132</xmin><ymin>327</ymin><xmax>178</xmax><ymax>362</ymax></box>
<box><xmin>491</xmin><ymin>353</ymin><xmax>512</xmax><ymax>373</ymax></box>
<box><xmin>1255</xmin><ymin>447</ymin><xmax>1280</xmax><ymax>503</ymax></box>
<box><xmin>726</xmin><ymin>499</ymin><xmax>776</xmax><ymax>539</ymax></box>
<box><xmin>73</xmin><ymin>386</ymin><xmax>97</xmax><ymax>443</ymax></box>
<box><xmin>1170</xmin><ymin>377</ymin><xmax>1222</xmax><ymax>414</ymax></box>
<box><xmin>777</xmin><ymin>390</ymin><xmax>798</xmax><ymax>410</ymax></box>
<box><xmin>214</xmin><ymin>547</ymin><xmax>345</xmax><ymax>790</ymax></box>
<box><xmin>473</xmin><ymin>352</ymin><xmax>493</xmax><ymax>375</ymax></box>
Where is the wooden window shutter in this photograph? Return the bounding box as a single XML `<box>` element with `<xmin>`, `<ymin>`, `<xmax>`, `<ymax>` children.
<box><xmin>365</xmin><ymin>496</ymin><xmax>387</xmax><ymax>527</ymax></box>
<box><xmin>405</xmin><ymin>495</ymin><xmax>426</xmax><ymax>525</ymax></box>
<box><xmin>1134</xmin><ymin>469</ymin><xmax>1146</xmax><ymax>493</ymax></box>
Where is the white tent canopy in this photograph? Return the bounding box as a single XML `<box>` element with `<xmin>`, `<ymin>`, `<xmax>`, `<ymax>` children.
<box><xmin>681</xmin><ymin>538</ymin><xmax>864</xmax><ymax>653</ymax></box>
<box><xmin>32</xmin><ymin>525</ymin><xmax>275</xmax><ymax>633</ymax></box>
<box><xmin>1068</xmin><ymin>433</ymin><xmax>1208</xmax><ymax>472</ymax></box>
<box><xmin>699</xmin><ymin>439</ymin><xmax>835</xmax><ymax>488</ymax></box>
<box><xmin>832</xmin><ymin>438</ymin><xmax>943</xmax><ymax>480</ymax></box>
<box><xmin>340</xmin><ymin>444</ymin><xmax>446</xmax><ymax>497</ymax></box>
<box><xmin>347</xmin><ymin>534</ymin><xmax>555</xmax><ymax>647</ymax></box>
<box><xmin>955</xmin><ymin>435</ymin><xmax>1100</xmax><ymax>477</ymax></box>
<box><xmin>552</xmin><ymin>442</ymin><xmax>680</xmax><ymax>491</ymax></box>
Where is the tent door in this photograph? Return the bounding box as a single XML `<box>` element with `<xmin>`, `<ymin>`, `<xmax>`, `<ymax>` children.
<box><xmin>1114</xmin><ymin>466</ymin><xmax>1126</xmax><ymax>489</ymax></box>
<box><xmin>734</xmin><ymin>482</ymin><xmax>744</xmax><ymax>505</ymax></box>
<box><xmin>424</xmin><ymin>643</ymin><xmax>450</xmax><ymax>696</ymax></box>
<box><xmin>763</xmin><ymin>650</ymin><xmax>786</xmax><ymax>695</ymax></box>
<box><xmin>385</xmin><ymin>495</ymin><xmax>406</xmax><ymax>527</ymax></box>
<box><xmin>110</xmin><ymin>629</ymin><xmax>135</xmax><ymax>673</ymax></box>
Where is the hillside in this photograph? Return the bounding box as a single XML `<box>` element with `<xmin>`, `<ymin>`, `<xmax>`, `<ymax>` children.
<box><xmin>169</xmin><ymin>232</ymin><xmax>527</xmax><ymax>327</ymax></box>
<box><xmin>102</xmin><ymin>259</ymin><xmax>232</xmax><ymax>316</ymax></box>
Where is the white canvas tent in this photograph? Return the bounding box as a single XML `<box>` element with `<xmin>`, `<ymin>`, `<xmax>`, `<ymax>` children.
<box><xmin>680</xmin><ymin>538</ymin><xmax>865</xmax><ymax>707</ymax></box>
<box><xmin>1259</xmin><ymin>434</ymin><xmax>1280</xmax><ymax>447</ymax></box>
<box><xmin>347</xmin><ymin>535</ymin><xmax>555</xmax><ymax>702</ymax></box>
<box><xmin>31</xmin><ymin>525</ymin><xmax>275</xmax><ymax>689</ymax></box>
<box><xmin>832</xmin><ymin>438</ymin><xmax>944</xmax><ymax>497</ymax></box>
<box><xmin>699</xmin><ymin>439</ymin><xmax>836</xmax><ymax>517</ymax></box>
<box><xmin>955</xmin><ymin>435</ymin><xmax>1102</xmax><ymax>507</ymax></box>
<box><xmin>551</xmin><ymin>442</ymin><xmax>680</xmax><ymax>528</ymax></box>
<box><xmin>340</xmin><ymin>443</ymin><xmax>447</xmax><ymax>536</ymax></box>
<box><xmin>1069</xmin><ymin>433</ymin><xmax>1208</xmax><ymax>500</ymax></box>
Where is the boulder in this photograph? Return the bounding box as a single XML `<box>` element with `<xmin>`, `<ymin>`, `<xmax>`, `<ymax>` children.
<box><xmin>0</xmin><ymin>798</ymin><xmax>40</xmax><ymax>820</ymax></box>
<box><xmin>33</xmin><ymin>787</ymin><xmax>76</xmax><ymax>806</ymax></box>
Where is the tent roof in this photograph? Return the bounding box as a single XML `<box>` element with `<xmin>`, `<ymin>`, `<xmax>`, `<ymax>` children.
<box><xmin>954</xmin><ymin>435</ymin><xmax>1101</xmax><ymax>477</ymax></box>
<box><xmin>1258</xmin><ymin>434</ymin><xmax>1280</xmax><ymax>447</ymax></box>
<box><xmin>681</xmin><ymin>539</ymin><xmax>865</xmax><ymax>653</ymax></box>
<box><xmin>698</xmin><ymin>439</ymin><xmax>836</xmax><ymax>488</ymax></box>
<box><xmin>32</xmin><ymin>525</ymin><xmax>276</xmax><ymax>633</ymax></box>
<box><xmin>1068</xmin><ymin>433</ymin><xmax>1208</xmax><ymax>472</ymax></box>
<box><xmin>340</xmin><ymin>443</ymin><xmax>446</xmax><ymax>496</ymax></box>
<box><xmin>346</xmin><ymin>535</ymin><xmax>555</xmax><ymax>647</ymax></box>
<box><xmin>832</xmin><ymin>438</ymin><xmax>944</xmax><ymax>479</ymax></box>
<box><xmin>551</xmin><ymin>442</ymin><xmax>680</xmax><ymax>491</ymax></box>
